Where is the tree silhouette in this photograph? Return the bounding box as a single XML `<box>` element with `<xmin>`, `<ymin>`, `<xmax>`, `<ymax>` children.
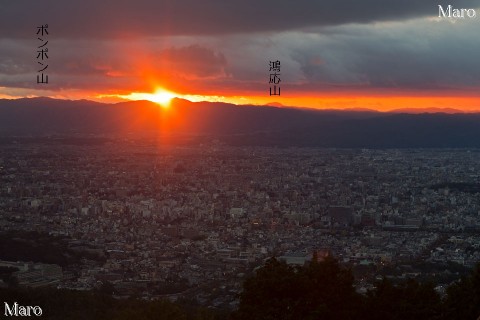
<box><xmin>234</xmin><ymin>257</ymin><xmax>361</xmax><ymax>320</ymax></box>
<box><xmin>365</xmin><ymin>278</ymin><xmax>442</xmax><ymax>320</ymax></box>
<box><xmin>443</xmin><ymin>263</ymin><xmax>480</xmax><ymax>320</ymax></box>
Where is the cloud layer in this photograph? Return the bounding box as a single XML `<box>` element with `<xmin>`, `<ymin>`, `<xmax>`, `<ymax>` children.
<box><xmin>2</xmin><ymin>0</ymin><xmax>480</xmax><ymax>38</ymax></box>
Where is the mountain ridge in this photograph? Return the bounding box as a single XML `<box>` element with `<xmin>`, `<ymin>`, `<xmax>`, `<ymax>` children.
<box><xmin>1</xmin><ymin>97</ymin><xmax>480</xmax><ymax>148</ymax></box>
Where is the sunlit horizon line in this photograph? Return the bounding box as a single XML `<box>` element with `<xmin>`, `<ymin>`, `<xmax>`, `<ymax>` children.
<box><xmin>96</xmin><ymin>93</ymin><xmax>480</xmax><ymax>114</ymax></box>
<box><xmin>2</xmin><ymin>89</ymin><xmax>480</xmax><ymax>113</ymax></box>
<box><xmin>99</xmin><ymin>89</ymin><xmax>253</xmax><ymax>107</ymax></box>
<box><xmin>116</xmin><ymin>88</ymin><xmax>177</xmax><ymax>108</ymax></box>
<box><xmin>94</xmin><ymin>88</ymin><xmax>480</xmax><ymax>113</ymax></box>
<box><xmin>94</xmin><ymin>87</ymin><xmax>480</xmax><ymax>113</ymax></box>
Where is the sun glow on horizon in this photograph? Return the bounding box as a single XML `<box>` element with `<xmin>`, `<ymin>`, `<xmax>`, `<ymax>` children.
<box><xmin>118</xmin><ymin>88</ymin><xmax>177</xmax><ymax>107</ymax></box>
<box><xmin>93</xmin><ymin>89</ymin><xmax>480</xmax><ymax>113</ymax></box>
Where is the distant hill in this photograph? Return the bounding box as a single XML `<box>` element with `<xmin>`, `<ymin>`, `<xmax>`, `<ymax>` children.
<box><xmin>264</xmin><ymin>102</ymin><xmax>284</xmax><ymax>107</ymax></box>
<box><xmin>389</xmin><ymin>107</ymin><xmax>465</xmax><ymax>114</ymax></box>
<box><xmin>1</xmin><ymin>97</ymin><xmax>480</xmax><ymax>148</ymax></box>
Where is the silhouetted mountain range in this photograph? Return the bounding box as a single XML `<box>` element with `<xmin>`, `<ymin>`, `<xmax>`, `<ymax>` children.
<box><xmin>1</xmin><ymin>97</ymin><xmax>480</xmax><ymax>148</ymax></box>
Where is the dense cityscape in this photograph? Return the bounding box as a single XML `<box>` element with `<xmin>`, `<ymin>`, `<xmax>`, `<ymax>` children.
<box><xmin>1</xmin><ymin>138</ymin><xmax>480</xmax><ymax>309</ymax></box>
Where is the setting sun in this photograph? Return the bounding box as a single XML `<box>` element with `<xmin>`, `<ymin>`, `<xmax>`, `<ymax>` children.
<box><xmin>118</xmin><ymin>88</ymin><xmax>177</xmax><ymax>107</ymax></box>
<box><xmin>149</xmin><ymin>89</ymin><xmax>176</xmax><ymax>106</ymax></box>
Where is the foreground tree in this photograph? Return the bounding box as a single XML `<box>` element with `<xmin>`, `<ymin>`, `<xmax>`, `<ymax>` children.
<box><xmin>365</xmin><ymin>278</ymin><xmax>442</xmax><ymax>320</ymax></box>
<box><xmin>234</xmin><ymin>256</ymin><xmax>361</xmax><ymax>320</ymax></box>
<box><xmin>443</xmin><ymin>263</ymin><xmax>480</xmax><ymax>320</ymax></box>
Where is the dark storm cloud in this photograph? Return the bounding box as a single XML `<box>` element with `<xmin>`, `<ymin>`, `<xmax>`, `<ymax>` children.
<box><xmin>1</xmin><ymin>0</ymin><xmax>480</xmax><ymax>38</ymax></box>
<box><xmin>1</xmin><ymin>1</ymin><xmax>480</xmax><ymax>97</ymax></box>
<box><xmin>289</xmin><ymin>20</ymin><xmax>480</xmax><ymax>90</ymax></box>
<box><xmin>0</xmin><ymin>39</ymin><xmax>228</xmax><ymax>92</ymax></box>
<box><xmin>0</xmin><ymin>40</ymin><xmax>32</xmax><ymax>75</ymax></box>
<box><xmin>155</xmin><ymin>45</ymin><xmax>228</xmax><ymax>79</ymax></box>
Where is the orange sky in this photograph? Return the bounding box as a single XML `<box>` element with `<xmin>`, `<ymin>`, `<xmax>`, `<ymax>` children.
<box><xmin>2</xmin><ymin>85</ymin><xmax>480</xmax><ymax>113</ymax></box>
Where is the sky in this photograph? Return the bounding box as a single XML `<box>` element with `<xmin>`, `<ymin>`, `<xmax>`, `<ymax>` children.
<box><xmin>1</xmin><ymin>0</ymin><xmax>480</xmax><ymax>111</ymax></box>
